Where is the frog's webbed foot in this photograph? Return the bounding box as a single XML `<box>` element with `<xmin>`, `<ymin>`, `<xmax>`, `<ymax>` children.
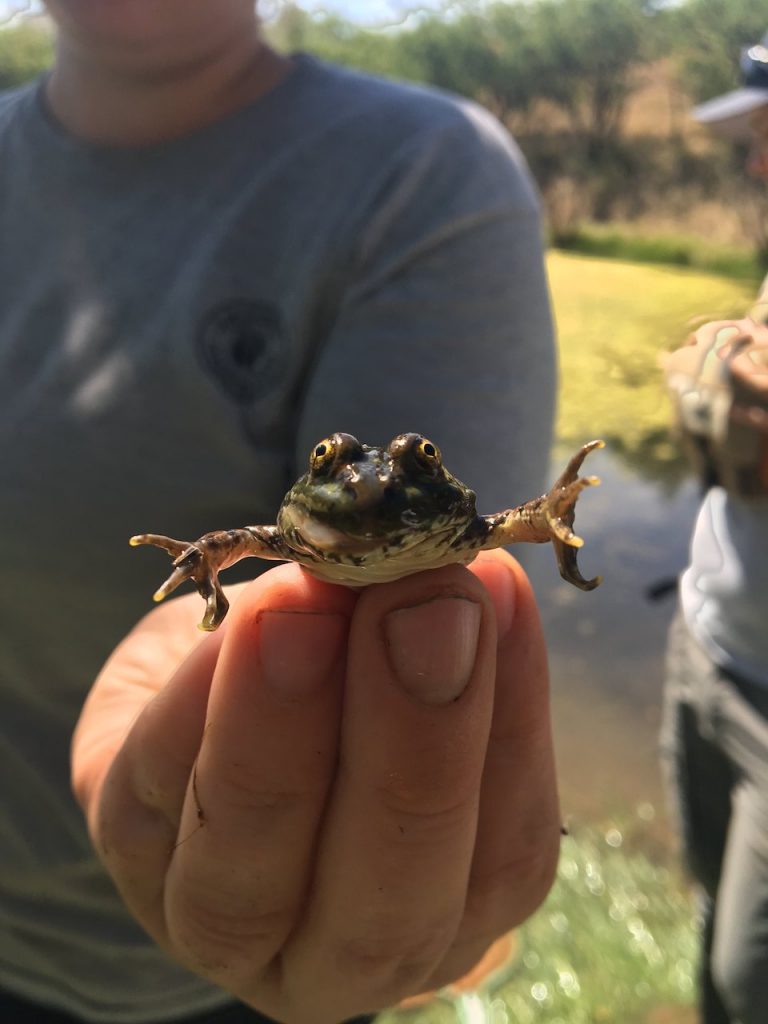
<box><xmin>129</xmin><ymin>532</ymin><xmax>231</xmax><ymax>630</ymax></box>
<box><xmin>543</xmin><ymin>440</ymin><xmax>604</xmax><ymax>591</ymax></box>
<box><xmin>481</xmin><ymin>440</ymin><xmax>603</xmax><ymax>591</ymax></box>
<box><xmin>130</xmin><ymin>526</ymin><xmax>284</xmax><ymax>630</ymax></box>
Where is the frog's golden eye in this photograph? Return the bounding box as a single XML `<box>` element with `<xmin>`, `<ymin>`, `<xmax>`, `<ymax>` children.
<box><xmin>419</xmin><ymin>439</ymin><xmax>440</xmax><ymax>460</ymax></box>
<box><xmin>415</xmin><ymin>436</ymin><xmax>441</xmax><ymax>467</ymax></box>
<box><xmin>310</xmin><ymin>437</ymin><xmax>336</xmax><ymax>472</ymax></box>
<box><xmin>311</xmin><ymin>440</ymin><xmax>335</xmax><ymax>471</ymax></box>
<box><xmin>407</xmin><ymin>435</ymin><xmax>442</xmax><ymax>475</ymax></box>
<box><xmin>387</xmin><ymin>432</ymin><xmax>443</xmax><ymax>474</ymax></box>
<box><xmin>309</xmin><ymin>432</ymin><xmax>363</xmax><ymax>473</ymax></box>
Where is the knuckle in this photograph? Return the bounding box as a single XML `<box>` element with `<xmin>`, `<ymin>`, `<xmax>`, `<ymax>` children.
<box><xmin>94</xmin><ymin>765</ymin><xmax>176</xmax><ymax>865</ymax></box>
<box><xmin>427</xmin><ymin>932</ymin><xmax>516</xmax><ymax>993</ymax></box>
<box><xmin>471</xmin><ymin>833</ymin><xmax>560</xmax><ymax>927</ymax></box>
<box><xmin>386</xmin><ymin>798</ymin><xmax>477</xmax><ymax>851</ymax></box>
<box><xmin>372</xmin><ymin>775</ymin><xmax>478</xmax><ymax>845</ymax></box>
<box><xmin>338</xmin><ymin>923</ymin><xmax>456</xmax><ymax>998</ymax></box>
<box><xmin>170</xmin><ymin>892</ymin><xmax>293</xmax><ymax>976</ymax></box>
<box><xmin>209</xmin><ymin>765</ymin><xmax>310</xmax><ymax>833</ymax></box>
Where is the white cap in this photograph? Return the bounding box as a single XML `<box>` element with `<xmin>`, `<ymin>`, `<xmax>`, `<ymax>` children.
<box><xmin>693</xmin><ymin>88</ymin><xmax>768</xmax><ymax>141</ymax></box>
<box><xmin>692</xmin><ymin>38</ymin><xmax>768</xmax><ymax>140</ymax></box>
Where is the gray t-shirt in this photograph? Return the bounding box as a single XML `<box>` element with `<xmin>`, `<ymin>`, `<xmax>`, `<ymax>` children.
<box><xmin>0</xmin><ymin>55</ymin><xmax>555</xmax><ymax>1022</ymax></box>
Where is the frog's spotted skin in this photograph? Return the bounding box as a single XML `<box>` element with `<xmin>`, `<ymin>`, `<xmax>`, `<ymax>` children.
<box><xmin>131</xmin><ymin>433</ymin><xmax>603</xmax><ymax>630</ymax></box>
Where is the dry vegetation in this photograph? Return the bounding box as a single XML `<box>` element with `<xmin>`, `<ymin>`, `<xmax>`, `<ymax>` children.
<box><xmin>524</xmin><ymin>59</ymin><xmax>763</xmax><ymax>253</ymax></box>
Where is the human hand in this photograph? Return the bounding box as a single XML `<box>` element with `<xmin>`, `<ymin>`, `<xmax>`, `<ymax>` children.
<box><xmin>665</xmin><ymin>316</ymin><xmax>768</xmax><ymax>494</ymax></box>
<box><xmin>72</xmin><ymin>549</ymin><xmax>561</xmax><ymax>1024</ymax></box>
<box><xmin>665</xmin><ymin>316</ymin><xmax>768</xmax><ymax>415</ymax></box>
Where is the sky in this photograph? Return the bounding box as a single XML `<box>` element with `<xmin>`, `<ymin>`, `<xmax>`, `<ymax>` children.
<box><xmin>0</xmin><ymin>0</ymin><xmax>689</xmax><ymax>31</ymax></box>
<box><xmin>0</xmin><ymin>0</ymin><xmax>38</xmax><ymax>24</ymax></box>
<box><xmin>285</xmin><ymin>0</ymin><xmax>450</xmax><ymax>25</ymax></box>
<box><xmin>0</xmin><ymin>0</ymin><xmax>451</xmax><ymax>29</ymax></box>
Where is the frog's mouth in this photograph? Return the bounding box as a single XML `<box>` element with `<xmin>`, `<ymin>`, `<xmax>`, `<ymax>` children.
<box><xmin>279</xmin><ymin>503</ymin><xmax>417</xmax><ymax>557</ymax></box>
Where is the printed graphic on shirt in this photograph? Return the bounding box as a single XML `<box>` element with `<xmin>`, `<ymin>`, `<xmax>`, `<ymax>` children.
<box><xmin>196</xmin><ymin>299</ymin><xmax>286</xmax><ymax>404</ymax></box>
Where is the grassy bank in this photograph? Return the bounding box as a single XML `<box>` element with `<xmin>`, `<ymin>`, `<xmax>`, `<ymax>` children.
<box><xmin>378</xmin><ymin>821</ymin><xmax>698</xmax><ymax>1024</ymax></box>
<box><xmin>548</xmin><ymin>250</ymin><xmax>756</xmax><ymax>482</ymax></box>
<box><xmin>553</xmin><ymin>223</ymin><xmax>765</xmax><ymax>281</ymax></box>
<box><xmin>493</xmin><ymin>823</ymin><xmax>697</xmax><ymax>1024</ymax></box>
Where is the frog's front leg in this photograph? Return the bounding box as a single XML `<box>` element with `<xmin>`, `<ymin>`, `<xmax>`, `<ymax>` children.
<box><xmin>479</xmin><ymin>440</ymin><xmax>604</xmax><ymax>591</ymax></box>
<box><xmin>129</xmin><ymin>526</ymin><xmax>290</xmax><ymax>630</ymax></box>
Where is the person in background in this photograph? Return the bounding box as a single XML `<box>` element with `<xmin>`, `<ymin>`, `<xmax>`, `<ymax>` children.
<box><xmin>662</xmin><ymin>32</ymin><xmax>768</xmax><ymax>1024</ymax></box>
<box><xmin>0</xmin><ymin>2</ymin><xmax>562</xmax><ymax>1022</ymax></box>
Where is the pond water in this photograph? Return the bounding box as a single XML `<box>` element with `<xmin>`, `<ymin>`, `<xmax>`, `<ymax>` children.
<box><xmin>523</xmin><ymin>449</ymin><xmax>700</xmax><ymax>833</ymax></box>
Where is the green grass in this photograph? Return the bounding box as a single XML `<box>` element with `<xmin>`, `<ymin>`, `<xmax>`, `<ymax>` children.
<box><xmin>378</xmin><ymin>821</ymin><xmax>698</xmax><ymax>1024</ymax></box>
<box><xmin>548</xmin><ymin>250</ymin><xmax>757</xmax><ymax>483</ymax></box>
<box><xmin>553</xmin><ymin>224</ymin><xmax>765</xmax><ymax>282</ymax></box>
<box><xmin>493</xmin><ymin>825</ymin><xmax>698</xmax><ymax>1024</ymax></box>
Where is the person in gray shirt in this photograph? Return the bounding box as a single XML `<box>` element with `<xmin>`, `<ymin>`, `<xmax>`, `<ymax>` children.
<box><xmin>0</xmin><ymin>1</ymin><xmax>560</xmax><ymax>1022</ymax></box>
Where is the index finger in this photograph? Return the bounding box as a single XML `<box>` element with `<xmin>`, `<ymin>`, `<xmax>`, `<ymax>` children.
<box><xmin>163</xmin><ymin>565</ymin><xmax>358</xmax><ymax>984</ymax></box>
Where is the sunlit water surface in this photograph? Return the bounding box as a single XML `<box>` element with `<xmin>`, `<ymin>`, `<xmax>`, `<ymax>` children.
<box><xmin>524</xmin><ymin>451</ymin><xmax>700</xmax><ymax>832</ymax></box>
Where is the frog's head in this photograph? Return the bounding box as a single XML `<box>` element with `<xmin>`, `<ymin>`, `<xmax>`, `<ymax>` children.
<box><xmin>277</xmin><ymin>432</ymin><xmax>477</xmax><ymax>559</ymax></box>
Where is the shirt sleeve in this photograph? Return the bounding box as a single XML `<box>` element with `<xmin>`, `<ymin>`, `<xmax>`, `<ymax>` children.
<box><xmin>294</xmin><ymin>101</ymin><xmax>557</xmax><ymax>517</ymax></box>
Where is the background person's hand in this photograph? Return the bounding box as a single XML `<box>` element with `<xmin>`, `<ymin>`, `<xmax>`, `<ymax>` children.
<box><xmin>665</xmin><ymin>316</ymin><xmax>768</xmax><ymax>407</ymax></box>
<box><xmin>665</xmin><ymin>316</ymin><xmax>768</xmax><ymax>495</ymax></box>
<box><xmin>72</xmin><ymin>549</ymin><xmax>561</xmax><ymax>1024</ymax></box>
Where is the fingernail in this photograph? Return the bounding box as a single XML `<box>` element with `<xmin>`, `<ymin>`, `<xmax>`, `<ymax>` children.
<box><xmin>258</xmin><ymin>611</ymin><xmax>347</xmax><ymax>699</ymax></box>
<box><xmin>384</xmin><ymin>596</ymin><xmax>481</xmax><ymax>705</ymax></box>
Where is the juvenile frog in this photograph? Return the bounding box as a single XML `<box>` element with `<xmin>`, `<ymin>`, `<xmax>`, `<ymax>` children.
<box><xmin>131</xmin><ymin>433</ymin><xmax>603</xmax><ymax>630</ymax></box>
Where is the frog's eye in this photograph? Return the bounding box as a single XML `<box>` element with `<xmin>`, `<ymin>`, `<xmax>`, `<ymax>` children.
<box><xmin>418</xmin><ymin>438</ymin><xmax>440</xmax><ymax>462</ymax></box>
<box><xmin>387</xmin><ymin>433</ymin><xmax>443</xmax><ymax>474</ymax></box>
<box><xmin>411</xmin><ymin>438</ymin><xmax>442</xmax><ymax>473</ymax></box>
<box><xmin>310</xmin><ymin>437</ymin><xmax>336</xmax><ymax>472</ymax></box>
<box><xmin>308</xmin><ymin>432</ymin><xmax>363</xmax><ymax>473</ymax></box>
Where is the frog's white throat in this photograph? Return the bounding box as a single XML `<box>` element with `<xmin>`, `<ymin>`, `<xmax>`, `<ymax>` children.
<box><xmin>282</xmin><ymin>505</ymin><xmax>383</xmax><ymax>555</ymax></box>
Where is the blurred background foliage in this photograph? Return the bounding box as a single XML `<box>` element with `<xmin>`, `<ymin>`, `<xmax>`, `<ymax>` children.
<box><xmin>263</xmin><ymin>0</ymin><xmax>768</xmax><ymax>261</ymax></box>
<box><xmin>0</xmin><ymin>13</ymin><xmax>50</xmax><ymax>90</ymax></box>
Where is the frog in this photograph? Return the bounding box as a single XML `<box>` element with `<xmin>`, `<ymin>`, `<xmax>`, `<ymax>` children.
<box><xmin>131</xmin><ymin>433</ymin><xmax>604</xmax><ymax>631</ymax></box>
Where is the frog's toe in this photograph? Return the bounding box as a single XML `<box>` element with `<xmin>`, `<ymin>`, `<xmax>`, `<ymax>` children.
<box><xmin>153</xmin><ymin>560</ymin><xmax>196</xmax><ymax>603</ymax></box>
<box><xmin>553</xmin><ymin>536</ymin><xmax>602</xmax><ymax>591</ymax></box>
<box><xmin>547</xmin><ymin>510</ymin><xmax>585</xmax><ymax>548</ymax></box>
<box><xmin>545</xmin><ymin>473</ymin><xmax>601</xmax><ymax>537</ymax></box>
<box><xmin>129</xmin><ymin>533</ymin><xmax>191</xmax><ymax>559</ymax></box>
<box><xmin>552</xmin><ymin>439</ymin><xmax>605</xmax><ymax>491</ymax></box>
<box><xmin>200</xmin><ymin>578</ymin><xmax>230</xmax><ymax>632</ymax></box>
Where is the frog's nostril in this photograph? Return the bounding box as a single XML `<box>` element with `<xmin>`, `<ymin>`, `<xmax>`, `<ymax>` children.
<box><xmin>343</xmin><ymin>471</ymin><xmax>386</xmax><ymax>508</ymax></box>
